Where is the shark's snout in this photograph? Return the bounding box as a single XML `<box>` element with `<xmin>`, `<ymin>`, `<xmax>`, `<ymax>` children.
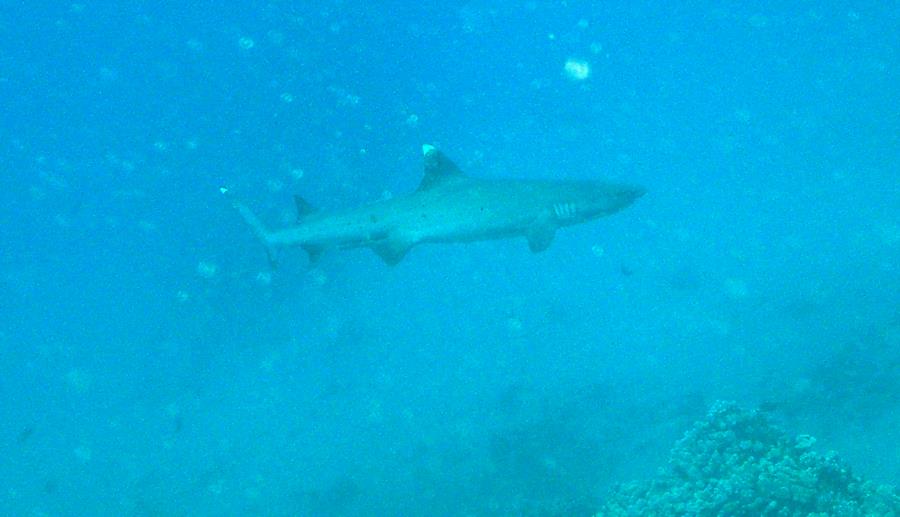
<box><xmin>613</xmin><ymin>185</ymin><xmax>646</xmax><ymax>210</ymax></box>
<box><xmin>628</xmin><ymin>186</ymin><xmax>647</xmax><ymax>200</ymax></box>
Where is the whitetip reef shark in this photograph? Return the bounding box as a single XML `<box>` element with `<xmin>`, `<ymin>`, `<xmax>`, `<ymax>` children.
<box><xmin>225</xmin><ymin>145</ymin><xmax>644</xmax><ymax>266</ymax></box>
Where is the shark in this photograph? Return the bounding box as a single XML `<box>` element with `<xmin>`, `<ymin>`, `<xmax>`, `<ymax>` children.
<box><xmin>226</xmin><ymin>145</ymin><xmax>644</xmax><ymax>266</ymax></box>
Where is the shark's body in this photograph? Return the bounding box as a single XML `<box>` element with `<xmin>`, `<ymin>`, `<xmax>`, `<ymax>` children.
<box><xmin>229</xmin><ymin>145</ymin><xmax>644</xmax><ymax>265</ymax></box>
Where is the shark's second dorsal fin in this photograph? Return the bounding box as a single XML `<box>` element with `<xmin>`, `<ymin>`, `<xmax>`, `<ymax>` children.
<box><xmin>418</xmin><ymin>145</ymin><xmax>464</xmax><ymax>191</ymax></box>
<box><xmin>294</xmin><ymin>195</ymin><xmax>319</xmax><ymax>222</ymax></box>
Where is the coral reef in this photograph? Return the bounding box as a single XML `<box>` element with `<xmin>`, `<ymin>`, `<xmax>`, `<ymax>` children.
<box><xmin>596</xmin><ymin>401</ymin><xmax>900</xmax><ymax>516</ymax></box>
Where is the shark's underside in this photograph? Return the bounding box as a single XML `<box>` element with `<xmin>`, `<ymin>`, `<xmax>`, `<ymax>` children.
<box><xmin>228</xmin><ymin>145</ymin><xmax>644</xmax><ymax>266</ymax></box>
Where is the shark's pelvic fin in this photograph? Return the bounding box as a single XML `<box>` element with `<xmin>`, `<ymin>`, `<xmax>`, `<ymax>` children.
<box><xmin>294</xmin><ymin>195</ymin><xmax>319</xmax><ymax>222</ymax></box>
<box><xmin>526</xmin><ymin>221</ymin><xmax>556</xmax><ymax>253</ymax></box>
<box><xmin>371</xmin><ymin>237</ymin><xmax>411</xmax><ymax>266</ymax></box>
<box><xmin>418</xmin><ymin>144</ymin><xmax>464</xmax><ymax>191</ymax></box>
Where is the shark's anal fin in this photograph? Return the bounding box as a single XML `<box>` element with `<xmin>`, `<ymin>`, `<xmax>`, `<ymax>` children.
<box><xmin>371</xmin><ymin>238</ymin><xmax>411</xmax><ymax>266</ymax></box>
<box><xmin>302</xmin><ymin>244</ymin><xmax>325</xmax><ymax>266</ymax></box>
<box><xmin>418</xmin><ymin>145</ymin><xmax>465</xmax><ymax>191</ymax></box>
<box><xmin>294</xmin><ymin>195</ymin><xmax>319</xmax><ymax>222</ymax></box>
<box><xmin>526</xmin><ymin>221</ymin><xmax>556</xmax><ymax>253</ymax></box>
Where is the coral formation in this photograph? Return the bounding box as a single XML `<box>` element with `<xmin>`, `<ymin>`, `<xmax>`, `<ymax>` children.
<box><xmin>596</xmin><ymin>401</ymin><xmax>900</xmax><ymax>516</ymax></box>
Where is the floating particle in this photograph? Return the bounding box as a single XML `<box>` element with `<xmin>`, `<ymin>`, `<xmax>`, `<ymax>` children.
<box><xmin>165</xmin><ymin>403</ymin><xmax>180</xmax><ymax>418</ymax></box>
<box><xmin>724</xmin><ymin>278</ymin><xmax>749</xmax><ymax>299</ymax></box>
<box><xmin>794</xmin><ymin>434</ymin><xmax>816</xmax><ymax>449</ymax></box>
<box><xmin>267</xmin><ymin>30</ymin><xmax>285</xmax><ymax>45</ymax></box>
<box><xmin>137</xmin><ymin>220</ymin><xmax>158</xmax><ymax>233</ymax></box>
<box><xmin>196</xmin><ymin>261</ymin><xmax>218</xmax><ymax>279</ymax></box>
<box><xmin>590</xmin><ymin>42</ymin><xmax>603</xmax><ymax>54</ymax></box>
<box><xmin>564</xmin><ymin>58</ymin><xmax>591</xmax><ymax>81</ymax></box>
<box><xmin>238</xmin><ymin>36</ymin><xmax>255</xmax><ymax>50</ymax></box>
<box><xmin>73</xmin><ymin>446</ymin><xmax>92</xmax><ymax>463</ymax></box>
<box><xmin>405</xmin><ymin>113</ymin><xmax>419</xmax><ymax>127</ymax></box>
<box><xmin>66</xmin><ymin>369</ymin><xmax>92</xmax><ymax>393</ymax></box>
<box><xmin>577</xmin><ymin>18</ymin><xmax>589</xmax><ymax>29</ymax></box>
<box><xmin>280</xmin><ymin>92</ymin><xmax>294</xmax><ymax>103</ymax></box>
<box><xmin>748</xmin><ymin>14</ymin><xmax>769</xmax><ymax>28</ymax></box>
<box><xmin>266</xmin><ymin>179</ymin><xmax>284</xmax><ymax>192</ymax></box>
<box><xmin>290</xmin><ymin>168</ymin><xmax>305</xmax><ymax>180</ymax></box>
<box><xmin>186</xmin><ymin>39</ymin><xmax>203</xmax><ymax>53</ymax></box>
<box><xmin>310</xmin><ymin>269</ymin><xmax>328</xmax><ymax>286</ymax></box>
<box><xmin>591</xmin><ymin>244</ymin><xmax>605</xmax><ymax>257</ymax></box>
<box><xmin>256</xmin><ymin>271</ymin><xmax>272</xmax><ymax>286</ymax></box>
<box><xmin>176</xmin><ymin>290</ymin><xmax>190</xmax><ymax>303</ymax></box>
<box><xmin>506</xmin><ymin>317</ymin><xmax>524</xmax><ymax>335</ymax></box>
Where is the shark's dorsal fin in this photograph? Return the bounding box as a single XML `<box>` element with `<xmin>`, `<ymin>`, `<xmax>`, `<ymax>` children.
<box><xmin>294</xmin><ymin>195</ymin><xmax>319</xmax><ymax>222</ymax></box>
<box><xmin>418</xmin><ymin>144</ymin><xmax>464</xmax><ymax>191</ymax></box>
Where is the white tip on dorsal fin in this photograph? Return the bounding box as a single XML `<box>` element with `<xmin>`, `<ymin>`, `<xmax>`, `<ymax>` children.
<box><xmin>418</xmin><ymin>145</ymin><xmax>464</xmax><ymax>191</ymax></box>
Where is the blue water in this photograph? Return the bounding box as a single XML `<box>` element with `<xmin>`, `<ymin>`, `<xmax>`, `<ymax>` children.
<box><xmin>2</xmin><ymin>2</ymin><xmax>898</xmax><ymax>515</ymax></box>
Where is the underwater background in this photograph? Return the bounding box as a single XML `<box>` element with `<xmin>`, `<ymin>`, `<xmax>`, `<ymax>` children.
<box><xmin>2</xmin><ymin>1</ymin><xmax>899</xmax><ymax>515</ymax></box>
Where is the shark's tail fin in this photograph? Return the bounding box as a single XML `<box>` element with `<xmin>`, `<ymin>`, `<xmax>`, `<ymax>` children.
<box><xmin>220</xmin><ymin>187</ymin><xmax>280</xmax><ymax>268</ymax></box>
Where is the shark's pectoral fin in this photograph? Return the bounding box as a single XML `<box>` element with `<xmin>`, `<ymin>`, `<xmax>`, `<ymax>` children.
<box><xmin>371</xmin><ymin>239</ymin><xmax>411</xmax><ymax>266</ymax></box>
<box><xmin>526</xmin><ymin>222</ymin><xmax>556</xmax><ymax>253</ymax></box>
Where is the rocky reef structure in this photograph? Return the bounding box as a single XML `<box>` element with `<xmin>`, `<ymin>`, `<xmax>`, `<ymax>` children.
<box><xmin>596</xmin><ymin>401</ymin><xmax>900</xmax><ymax>516</ymax></box>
